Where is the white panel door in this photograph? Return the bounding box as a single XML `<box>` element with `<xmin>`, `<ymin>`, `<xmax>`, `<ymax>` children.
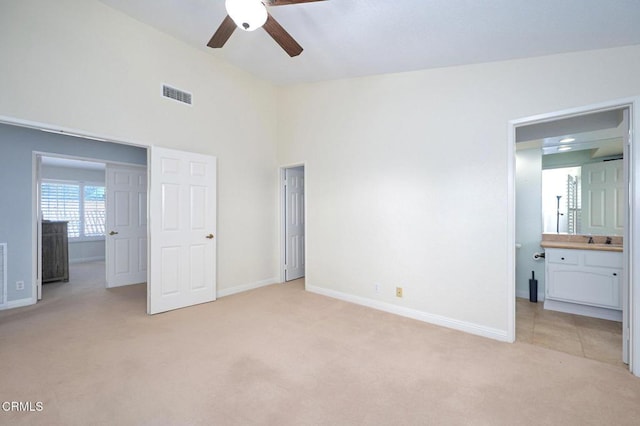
<box><xmin>581</xmin><ymin>159</ymin><xmax>624</xmax><ymax>235</ymax></box>
<box><xmin>106</xmin><ymin>165</ymin><xmax>147</xmax><ymax>287</ymax></box>
<box><xmin>285</xmin><ymin>167</ymin><xmax>305</xmax><ymax>281</ymax></box>
<box><xmin>149</xmin><ymin>147</ymin><xmax>216</xmax><ymax>314</ymax></box>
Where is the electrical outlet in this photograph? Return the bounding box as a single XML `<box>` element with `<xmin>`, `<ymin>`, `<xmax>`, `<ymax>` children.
<box><xmin>396</xmin><ymin>287</ymin><xmax>403</xmax><ymax>298</ymax></box>
<box><xmin>16</xmin><ymin>281</ymin><xmax>24</xmax><ymax>291</ymax></box>
<box><xmin>374</xmin><ymin>283</ymin><xmax>380</xmax><ymax>294</ymax></box>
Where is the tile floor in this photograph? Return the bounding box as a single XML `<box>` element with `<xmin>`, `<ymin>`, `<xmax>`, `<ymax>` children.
<box><xmin>516</xmin><ymin>297</ymin><xmax>625</xmax><ymax>368</ymax></box>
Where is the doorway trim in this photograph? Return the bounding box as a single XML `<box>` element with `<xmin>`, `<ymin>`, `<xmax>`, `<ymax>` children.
<box><xmin>279</xmin><ymin>163</ymin><xmax>307</xmax><ymax>285</ymax></box>
<box><xmin>507</xmin><ymin>96</ymin><xmax>640</xmax><ymax>376</ymax></box>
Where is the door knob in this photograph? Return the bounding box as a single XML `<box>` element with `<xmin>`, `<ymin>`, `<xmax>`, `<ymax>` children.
<box><xmin>206</xmin><ymin>234</ymin><xmax>214</xmax><ymax>239</ymax></box>
<box><xmin>109</xmin><ymin>231</ymin><xmax>119</xmax><ymax>236</ymax></box>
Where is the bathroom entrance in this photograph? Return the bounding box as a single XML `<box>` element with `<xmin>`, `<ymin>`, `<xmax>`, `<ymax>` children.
<box><xmin>511</xmin><ymin>102</ymin><xmax>636</xmax><ymax>371</ymax></box>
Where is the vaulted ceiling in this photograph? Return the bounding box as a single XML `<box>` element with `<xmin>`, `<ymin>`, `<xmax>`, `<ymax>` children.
<box><xmin>99</xmin><ymin>0</ymin><xmax>640</xmax><ymax>85</ymax></box>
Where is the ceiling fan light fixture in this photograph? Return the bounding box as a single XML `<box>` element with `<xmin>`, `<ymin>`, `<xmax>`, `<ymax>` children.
<box><xmin>225</xmin><ymin>0</ymin><xmax>268</xmax><ymax>31</ymax></box>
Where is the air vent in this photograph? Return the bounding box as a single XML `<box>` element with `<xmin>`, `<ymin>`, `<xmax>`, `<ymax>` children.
<box><xmin>162</xmin><ymin>84</ymin><xmax>192</xmax><ymax>105</ymax></box>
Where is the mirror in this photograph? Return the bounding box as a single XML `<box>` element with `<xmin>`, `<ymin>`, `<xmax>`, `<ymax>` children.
<box><xmin>541</xmin><ymin>156</ymin><xmax>624</xmax><ymax>236</ymax></box>
<box><xmin>542</xmin><ymin>166</ymin><xmax>581</xmax><ymax>234</ymax></box>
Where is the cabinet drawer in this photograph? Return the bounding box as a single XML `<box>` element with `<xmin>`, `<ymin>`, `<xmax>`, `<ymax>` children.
<box><xmin>547</xmin><ymin>250</ymin><xmax>579</xmax><ymax>265</ymax></box>
<box><xmin>43</xmin><ymin>221</ymin><xmax>68</xmax><ymax>235</ymax></box>
<box><xmin>584</xmin><ymin>251</ymin><xmax>623</xmax><ymax>268</ymax></box>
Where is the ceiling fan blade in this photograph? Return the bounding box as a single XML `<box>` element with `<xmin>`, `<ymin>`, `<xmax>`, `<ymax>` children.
<box><xmin>263</xmin><ymin>14</ymin><xmax>303</xmax><ymax>57</ymax></box>
<box><xmin>266</xmin><ymin>0</ymin><xmax>326</xmax><ymax>6</ymax></box>
<box><xmin>207</xmin><ymin>15</ymin><xmax>236</xmax><ymax>48</ymax></box>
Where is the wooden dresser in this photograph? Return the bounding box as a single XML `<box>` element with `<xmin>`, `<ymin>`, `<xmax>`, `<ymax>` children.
<box><xmin>42</xmin><ymin>221</ymin><xmax>69</xmax><ymax>283</ymax></box>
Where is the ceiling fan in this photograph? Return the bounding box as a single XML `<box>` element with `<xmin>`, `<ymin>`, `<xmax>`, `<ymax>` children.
<box><xmin>207</xmin><ymin>0</ymin><xmax>326</xmax><ymax>57</ymax></box>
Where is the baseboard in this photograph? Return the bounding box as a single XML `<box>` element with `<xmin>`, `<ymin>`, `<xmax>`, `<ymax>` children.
<box><xmin>69</xmin><ymin>256</ymin><xmax>105</xmax><ymax>264</ymax></box>
<box><xmin>217</xmin><ymin>277</ymin><xmax>278</xmax><ymax>298</ymax></box>
<box><xmin>516</xmin><ymin>289</ymin><xmax>545</xmax><ymax>302</ymax></box>
<box><xmin>106</xmin><ymin>280</ymin><xmax>145</xmax><ymax>289</ymax></box>
<box><xmin>0</xmin><ymin>297</ymin><xmax>35</xmax><ymax>311</ymax></box>
<box><xmin>306</xmin><ymin>285</ymin><xmax>509</xmax><ymax>342</ymax></box>
<box><xmin>544</xmin><ymin>299</ymin><xmax>622</xmax><ymax>322</ymax></box>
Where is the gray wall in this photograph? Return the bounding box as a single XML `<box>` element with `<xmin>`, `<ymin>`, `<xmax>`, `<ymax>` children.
<box><xmin>516</xmin><ymin>148</ymin><xmax>546</xmax><ymax>300</ymax></box>
<box><xmin>41</xmin><ymin>164</ymin><xmax>106</xmax><ymax>182</ymax></box>
<box><xmin>0</xmin><ymin>123</ymin><xmax>146</xmax><ymax>303</ymax></box>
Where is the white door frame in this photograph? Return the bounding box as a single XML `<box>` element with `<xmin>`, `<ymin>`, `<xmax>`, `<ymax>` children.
<box><xmin>279</xmin><ymin>163</ymin><xmax>307</xmax><ymax>284</ymax></box>
<box><xmin>507</xmin><ymin>97</ymin><xmax>640</xmax><ymax>376</ymax></box>
<box><xmin>34</xmin><ymin>154</ymin><xmax>42</xmax><ymax>301</ymax></box>
<box><xmin>0</xmin><ymin>114</ymin><xmax>149</xmax><ymax>309</ymax></box>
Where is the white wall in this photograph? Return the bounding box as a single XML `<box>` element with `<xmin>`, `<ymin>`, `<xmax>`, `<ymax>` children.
<box><xmin>515</xmin><ymin>148</ymin><xmax>544</xmax><ymax>300</ymax></box>
<box><xmin>277</xmin><ymin>45</ymin><xmax>640</xmax><ymax>338</ymax></box>
<box><xmin>0</xmin><ymin>0</ymin><xmax>279</xmax><ymax>296</ymax></box>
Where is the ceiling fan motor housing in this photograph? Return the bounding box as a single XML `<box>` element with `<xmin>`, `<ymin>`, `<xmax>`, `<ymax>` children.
<box><xmin>225</xmin><ymin>0</ymin><xmax>268</xmax><ymax>31</ymax></box>
<box><xmin>209</xmin><ymin>0</ymin><xmax>325</xmax><ymax>57</ymax></box>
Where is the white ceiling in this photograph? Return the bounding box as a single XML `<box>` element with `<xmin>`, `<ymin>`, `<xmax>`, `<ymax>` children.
<box><xmin>516</xmin><ymin>108</ymin><xmax>627</xmax><ymax>157</ymax></box>
<box><xmin>98</xmin><ymin>0</ymin><xmax>640</xmax><ymax>85</ymax></box>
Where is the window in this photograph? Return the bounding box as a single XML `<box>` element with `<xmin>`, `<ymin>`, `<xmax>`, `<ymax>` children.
<box><xmin>41</xmin><ymin>181</ymin><xmax>105</xmax><ymax>239</ymax></box>
<box><xmin>541</xmin><ymin>167</ymin><xmax>581</xmax><ymax>234</ymax></box>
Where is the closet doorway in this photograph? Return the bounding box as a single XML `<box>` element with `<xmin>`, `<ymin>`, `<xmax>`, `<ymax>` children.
<box><xmin>281</xmin><ymin>165</ymin><xmax>306</xmax><ymax>282</ymax></box>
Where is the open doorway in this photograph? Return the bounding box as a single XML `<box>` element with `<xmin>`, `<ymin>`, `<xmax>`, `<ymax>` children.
<box><xmin>35</xmin><ymin>153</ymin><xmax>148</xmax><ymax>302</ymax></box>
<box><xmin>281</xmin><ymin>165</ymin><xmax>306</xmax><ymax>282</ymax></box>
<box><xmin>38</xmin><ymin>156</ymin><xmax>107</xmax><ymax>300</ymax></box>
<box><xmin>513</xmin><ymin>105</ymin><xmax>632</xmax><ymax>369</ymax></box>
<box><xmin>1</xmin><ymin>118</ymin><xmax>218</xmax><ymax>316</ymax></box>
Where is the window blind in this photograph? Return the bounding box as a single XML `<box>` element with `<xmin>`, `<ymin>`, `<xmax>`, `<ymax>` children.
<box><xmin>41</xmin><ymin>181</ymin><xmax>105</xmax><ymax>239</ymax></box>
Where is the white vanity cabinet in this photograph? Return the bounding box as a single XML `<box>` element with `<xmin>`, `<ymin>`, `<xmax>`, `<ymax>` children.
<box><xmin>545</xmin><ymin>248</ymin><xmax>622</xmax><ymax>310</ymax></box>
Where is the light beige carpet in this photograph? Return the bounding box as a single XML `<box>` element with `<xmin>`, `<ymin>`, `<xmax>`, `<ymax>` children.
<box><xmin>1</xmin><ymin>276</ymin><xmax>640</xmax><ymax>425</ymax></box>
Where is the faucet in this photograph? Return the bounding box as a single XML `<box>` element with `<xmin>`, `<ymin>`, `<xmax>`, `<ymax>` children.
<box><xmin>587</xmin><ymin>236</ymin><xmax>594</xmax><ymax>244</ymax></box>
<box><xmin>606</xmin><ymin>237</ymin><xmax>612</xmax><ymax>245</ymax></box>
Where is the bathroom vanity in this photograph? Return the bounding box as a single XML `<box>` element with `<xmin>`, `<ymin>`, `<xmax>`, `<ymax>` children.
<box><xmin>541</xmin><ymin>236</ymin><xmax>623</xmax><ymax>321</ymax></box>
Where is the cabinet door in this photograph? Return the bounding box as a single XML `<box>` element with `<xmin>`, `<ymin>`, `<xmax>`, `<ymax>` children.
<box><xmin>50</xmin><ymin>233</ymin><xmax>65</xmax><ymax>277</ymax></box>
<box><xmin>41</xmin><ymin>231</ymin><xmax>57</xmax><ymax>281</ymax></box>
<box><xmin>547</xmin><ymin>267</ymin><xmax>621</xmax><ymax>309</ymax></box>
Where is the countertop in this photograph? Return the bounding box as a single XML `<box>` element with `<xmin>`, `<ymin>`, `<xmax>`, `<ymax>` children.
<box><xmin>540</xmin><ymin>241</ymin><xmax>623</xmax><ymax>252</ymax></box>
